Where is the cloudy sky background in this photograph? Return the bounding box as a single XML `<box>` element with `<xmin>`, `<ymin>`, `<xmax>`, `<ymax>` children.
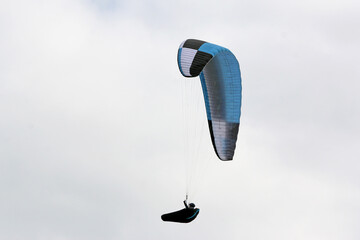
<box><xmin>1</xmin><ymin>0</ymin><xmax>359</xmax><ymax>239</ymax></box>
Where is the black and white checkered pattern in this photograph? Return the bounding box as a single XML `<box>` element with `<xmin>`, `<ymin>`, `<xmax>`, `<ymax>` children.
<box><xmin>178</xmin><ymin>39</ymin><xmax>213</xmax><ymax>77</ymax></box>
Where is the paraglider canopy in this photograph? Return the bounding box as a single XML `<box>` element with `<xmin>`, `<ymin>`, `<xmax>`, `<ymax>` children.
<box><xmin>177</xmin><ymin>39</ymin><xmax>242</xmax><ymax>161</ymax></box>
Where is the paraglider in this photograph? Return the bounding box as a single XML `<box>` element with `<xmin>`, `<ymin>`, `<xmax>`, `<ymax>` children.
<box><xmin>161</xmin><ymin>39</ymin><xmax>242</xmax><ymax>223</ymax></box>
<box><xmin>161</xmin><ymin>199</ymin><xmax>200</xmax><ymax>223</ymax></box>
<box><xmin>178</xmin><ymin>39</ymin><xmax>242</xmax><ymax>160</ymax></box>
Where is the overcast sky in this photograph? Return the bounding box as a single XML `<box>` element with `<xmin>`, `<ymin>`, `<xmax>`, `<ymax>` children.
<box><xmin>1</xmin><ymin>0</ymin><xmax>360</xmax><ymax>239</ymax></box>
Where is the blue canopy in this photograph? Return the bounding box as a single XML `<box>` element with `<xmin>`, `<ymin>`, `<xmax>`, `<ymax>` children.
<box><xmin>178</xmin><ymin>39</ymin><xmax>242</xmax><ymax>160</ymax></box>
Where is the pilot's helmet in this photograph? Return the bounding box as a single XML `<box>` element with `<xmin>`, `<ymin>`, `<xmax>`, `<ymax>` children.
<box><xmin>189</xmin><ymin>203</ymin><xmax>195</xmax><ymax>208</ymax></box>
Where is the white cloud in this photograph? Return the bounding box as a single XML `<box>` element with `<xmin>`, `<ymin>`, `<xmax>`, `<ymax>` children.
<box><xmin>0</xmin><ymin>0</ymin><xmax>359</xmax><ymax>239</ymax></box>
